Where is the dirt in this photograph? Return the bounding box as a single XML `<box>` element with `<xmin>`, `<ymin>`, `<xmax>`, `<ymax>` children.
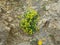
<box><xmin>0</xmin><ymin>0</ymin><xmax>60</xmax><ymax>45</ymax></box>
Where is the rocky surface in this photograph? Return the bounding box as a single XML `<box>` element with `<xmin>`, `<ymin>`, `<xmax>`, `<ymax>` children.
<box><xmin>0</xmin><ymin>0</ymin><xmax>60</xmax><ymax>45</ymax></box>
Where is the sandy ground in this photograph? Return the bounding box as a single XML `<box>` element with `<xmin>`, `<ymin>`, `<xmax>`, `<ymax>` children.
<box><xmin>0</xmin><ymin>0</ymin><xmax>60</xmax><ymax>45</ymax></box>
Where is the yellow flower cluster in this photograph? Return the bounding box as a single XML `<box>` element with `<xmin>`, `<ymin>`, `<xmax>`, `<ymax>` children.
<box><xmin>25</xmin><ymin>9</ymin><xmax>37</xmax><ymax>19</ymax></box>
<box><xmin>19</xmin><ymin>9</ymin><xmax>39</xmax><ymax>35</ymax></box>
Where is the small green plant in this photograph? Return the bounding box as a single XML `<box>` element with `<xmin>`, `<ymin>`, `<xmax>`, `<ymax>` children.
<box><xmin>19</xmin><ymin>9</ymin><xmax>39</xmax><ymax>35</ymax></box>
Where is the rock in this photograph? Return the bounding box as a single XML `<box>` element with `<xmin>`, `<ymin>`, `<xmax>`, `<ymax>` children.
<box><xmin>7</xmin><ymin>17</ymin><xmax>13</xmax><ymax>22</ymax></box>
<box><xmin>5</xmin><ymin>26</ymin><xmax>10</xmax><ymax>32</ymax></box>
<box><xmin>43</xmin><ymin>0</ymin><xmax>48</xmax><ymax>1</ymax></box>
<box><xmin>10</xmin><ymin>24</ymin><xmax>15</xmax><ymax>28</ymax></box>
<box><xmin>38</xmin><ymin>18</ymin><xmax>50</xmax><ymax>28</ymax></box>
<box><xmin>18</xmin><ymin>42</ymin><xmax>30</xmax><ymax>45</ymax></box>
<box><xmin>0</xmin><ymin>22</ymin><xmax>10</xmax><ymax>45</ymax></box>
<box><xmin>46</xmin><ymin>6</ymin><xmax>50</xmax><ymax>10</ymax></box>
<box><xmin>49</xmin><ymin>19</ymin><xmax>60</xmax><ymax>30</ymax></box>
<box><xmin>3</xmin><ymin>21</ymin><xmax>8</xmax><ymax>26</ymax></box>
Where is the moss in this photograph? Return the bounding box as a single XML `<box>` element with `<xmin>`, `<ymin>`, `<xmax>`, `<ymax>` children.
<box><xmin>19</xmin><ymin>9</ymin><xmax>39</xmax><ymax>35</ymax></box>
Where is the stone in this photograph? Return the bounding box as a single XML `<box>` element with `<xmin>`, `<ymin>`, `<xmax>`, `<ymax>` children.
<box><xmin>10</xmin><ymin>24</ymin><xmax>15</xmax><ymax>28</ymax></box>
<box><xmin>7</xmin><ymin>17</ymin><xmax>13</xmax><ymax>22</ymax></box>
<box><xmin>43</xmin><ymin>0</ymin><xmax>48</xmax><ymax>1</ymax></box>
<box><xmin>46</xmin><ymin>6</ymin><xmax>50</xmax><ymax>10</ymax></box>
<box><xmin>3</xmin><ymin>21</ymin><xmax>8</xmax><ymax>26</ymax></box>
<box><xmin>0</xmin><ymin>22</ymin><xmax>10</xmax><ymax>45</ymax></box>
<box><xmin>5</xmin><ymin>26</ymin><xmax>10</xmax><ymax>32</ymax></box>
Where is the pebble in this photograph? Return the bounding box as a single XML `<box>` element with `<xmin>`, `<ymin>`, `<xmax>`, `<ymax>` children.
<box><xmin>7</xmin><ymin>17</ymin><xmax>13</xmax><ymax>22</ymax></box>
<box><xmin>10</xmin><ymin>24</ymin><xmax>15</xmax><ymax>28</ymax></box>
<box><xmin>43</xmin><ymin>0</ymin><xmax>48</xmax><ymax>1</ymax></box>
<box><xmin>7</xmin><ymin>10</ymin><xmax>11</xmax><ymax>13</ymax></box>
<box><xmin>3</xmin><ymin>21</ymin><xmax>8</xmax><ymax>26</ymax></box>
<box><xmin>49</xmin><ymin>23</ymin><xmax>57</xmax><ymax>29</ymax></box>
<box><xmin>5</xmin><ymin>26</ymin><xmax>10</xmax><ymax>32</ymax></box>
<box><xmin>46</xmin><ymin>6</ymin><xmax>50</xmax><ymax>10</ymax></box>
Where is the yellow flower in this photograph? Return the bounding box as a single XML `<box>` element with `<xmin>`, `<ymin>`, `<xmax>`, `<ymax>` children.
<box><xmin>25</xmin><ymin>22</ymin><xmax>30</xmax><ymax>27</ymax></box>
<box><xmin>38</xmin><ymin>40</ymin><xmax>43</xmax><ymax>45</ymax></box>
<box><xmin>24</xmin><ymin>28</ymin><xmax>28</xmax><ymax>33</ymax></box>
<box><xmin>19</xmin><ymin>8</ymin><xmax>39</xmax><ymax>35</ymax></box>
<box><xmin>29</xmin><ymin>29</ymin><xmax>33</xmax><ymax>35</ymax></box>
<box><xmin>31</xmin><ymin>9</ymin><xmax>37</xmax><ymax>15</ymax></box>
<box><xmin>26</xmin><ymin>15</ymin><xmax>30</xmax><ymax>18</ymax></box>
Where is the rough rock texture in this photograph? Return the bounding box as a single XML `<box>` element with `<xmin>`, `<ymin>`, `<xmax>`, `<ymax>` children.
<box><xmin>0</xmin><ymin>0</ymin><xmax>60</xmax><ymax>45</ymax></box>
